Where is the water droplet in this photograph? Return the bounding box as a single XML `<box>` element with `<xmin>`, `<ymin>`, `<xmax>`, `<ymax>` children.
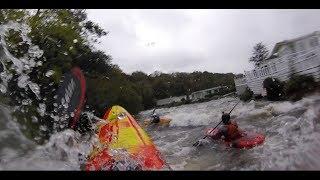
<box><xmin>39</xmin><ymin>125</ymin><xmax>47</xmax><ymax>131</ymax></box>
<box><xmin>45</xmin><ymin>70</ymin><xmax>54</xmax><ymax>77</ymax></box>
<box><xmin>31</xmin><ymin>116</ymin><xmax>38</xmax><ymax>123</ymax></box>
<box><xmin>21</xmin><ymin>99</ymin><xmax>31</xmax><ymax>105</ymax></box>
<box><xmin>36</xmin><ymin>61</ymin><xmax>42</xmax><ymax>66</ymax></box>
<box><xmin>28</xmin><ymin>82</ymin><xmax>41</xmax><ymax>99</ymax></box>
<box><xmin>63</xmin><ymin>103</ymin><xmax>69</xmax><ymax>109</ymax></box>
<box><xmin>37</xmin><ymin>103</ymin><xmax>46</xmax><ymax>117</ymax></box>
<box><xmin>0</xmin><ymin>84</ymin><xmax>7</xmax><ymax>93</ymax></box>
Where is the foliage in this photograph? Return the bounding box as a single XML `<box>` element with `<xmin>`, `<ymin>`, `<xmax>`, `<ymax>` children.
<box><xmin>0</xmin><ymin>9</ymin><xmax>238</xmax><ymax>142</ymax></box>
<box><xmin>239</xmin><ymin>87</ymin><xmax>253</xmax><ymax>102</ymax></box>
<box><xmin>284</xmin><ymin>75</ymin><xmax>318</xmax><ymax>101</ymax></box>
<box><xmin>263</xmin><ymin>77</ymin><xmax>285</xmax><ymax>101</ymax></box>
<box><xmin>249</xmin><ymin>42</ymin><xmax>269</xmax><ymax>67</ymax></box>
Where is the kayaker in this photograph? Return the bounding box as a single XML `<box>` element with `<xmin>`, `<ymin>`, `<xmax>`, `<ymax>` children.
<box><xmin>151</xmin><ymin>113</ymin><xmax>160</xmax><ymax>124</ymax></box>
<box><xmin>216</xmin><ymin>112</ymin><xmax>242</xmax><ymax>141</ymax></box>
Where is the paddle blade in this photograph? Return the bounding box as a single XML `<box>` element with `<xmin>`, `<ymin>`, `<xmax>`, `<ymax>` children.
<box><xmin>193</xmin><ymin>141</ymin><xmax>200</xmax><ymax>147</ymax></box>
<box><xmin>193</xmin><ymin>140</ymin><xmax>203</xmax><ymax>147</ymax></box>
<box><xmin>193</xmin><ymin>138</ymin><xmax>208</xmax><ymax>147</ymax></box>
<box><xmin>55</xmin><ymin>67</ymin><xmax>86</xmax><ymax>130</ymax></box>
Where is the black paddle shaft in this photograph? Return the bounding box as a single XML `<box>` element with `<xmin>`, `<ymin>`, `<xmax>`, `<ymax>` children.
<box><xmin>228</xmin><ymin>100</ymin><xmax>241</xmax><ymax>115</ymax></box>
<box><xmin>205</xmin><ymin>100</ymin><xmax>241</xmax><ymax>138</ymax></box>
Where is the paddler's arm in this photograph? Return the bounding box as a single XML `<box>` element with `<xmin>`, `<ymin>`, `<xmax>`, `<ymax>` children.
<box><xmin>218</xmin><ymin>126</ymin><xmax>228</xmax><ymax>140</ymax></box>
<box><xmin>211</xmin><ymin>126</ymin><xmax>226</xmax><ymax>140</ymax></box>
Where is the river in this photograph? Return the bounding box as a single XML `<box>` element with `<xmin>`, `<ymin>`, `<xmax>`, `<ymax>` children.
<box><xmin>1</xmin><ymin>95</ymin><xmax>320</xmax><ymax>170</ymax></box>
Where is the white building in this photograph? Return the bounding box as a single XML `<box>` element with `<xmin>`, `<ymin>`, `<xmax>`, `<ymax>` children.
<box><xmin>190</xmin><ymin>86</ymin><xmax>228</xmax><ymax>101</ymax></box>
<box><xmin>238</xmin><ymin>31</ymin><xmax>320</xmax><ymax>96</ymax></box>
<box><xmin>156</xmin><ymin>95</ymin><xmax>187</xmax><ymax>106</ymax></box>
<box><xmin>234</xmin><ymin>76</ymin><xmax>247</xmax><ymax>95</ymax></box>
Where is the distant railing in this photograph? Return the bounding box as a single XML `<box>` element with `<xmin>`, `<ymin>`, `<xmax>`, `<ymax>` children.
<box><xmin>244</xmin><ymin>47</ymin><xmax>320</xmax><ymax>94</ymax></box>
<box><xmin>245</xmin><ymin>48</ymin><xmax>320</xmax><ymax>80</ymax></box>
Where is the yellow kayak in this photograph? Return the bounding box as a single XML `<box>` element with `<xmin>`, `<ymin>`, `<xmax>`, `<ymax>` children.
<box><xmin>143</xmin><ymin>117</ymin><xmax>172</xmax><ymax>126</ymax></box>
<box><xmin>85</xmin><ymin>105</ymin><xmax>168</xmax><ymax>170</ymax></box>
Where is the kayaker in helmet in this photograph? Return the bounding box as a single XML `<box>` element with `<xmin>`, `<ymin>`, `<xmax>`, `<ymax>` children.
<box><xmin>151</xmin><ymin>113</ymin><xmax>160</xmax><ymax>124</ymax></box>
<box><xmin>216</xmin><ymin>112</ymin><xmax>242</xmax><ymax>141</ymax></box>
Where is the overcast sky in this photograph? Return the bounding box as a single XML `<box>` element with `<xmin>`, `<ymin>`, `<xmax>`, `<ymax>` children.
<box><xmin>86</xmin><ymin>9</ymin><xmax>320</xmax><ymax>75</ymax></box>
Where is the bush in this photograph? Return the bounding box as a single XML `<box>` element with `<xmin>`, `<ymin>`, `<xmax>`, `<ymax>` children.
<box><xmin>263</xmin><ymin>77</ymin><xmax>285</xmax><ymax>101</ymax></box>
<box><xmin>239</xmin><ymin>87</ymin><xmax>253</xmax><ymax>102</ymax></box>
<box><xmin>284</xmin><ymin>75</ymin><xmax>318</xmax><ymax>101</ymax></box>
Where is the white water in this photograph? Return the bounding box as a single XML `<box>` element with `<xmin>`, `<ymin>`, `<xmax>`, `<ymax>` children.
<box><xmin>139</xmin><ymin>94</ymin><xmax>320</xmax><ymax>170</ymax></box>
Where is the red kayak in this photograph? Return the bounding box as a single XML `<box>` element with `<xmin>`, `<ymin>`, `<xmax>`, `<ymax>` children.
<box><xmin>205</xmin><ymin>128</ymin><xmax>265</xmax><ymax>149</ymax></box>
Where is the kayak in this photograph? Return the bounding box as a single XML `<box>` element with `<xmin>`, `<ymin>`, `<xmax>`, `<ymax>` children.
<box><xmin>85</xmin><ymin>105</ymin><xmax>169</xmax><ymax>171</ymax></box>
<box><xmin>143</xmin><ymin>117</ymin><xmax>171</xmax><ymax>126</ymax></box>
<box><xmin>205</xmin><ymin>128</ymin><xmax>265</xmax><ymax>149</ymax></box>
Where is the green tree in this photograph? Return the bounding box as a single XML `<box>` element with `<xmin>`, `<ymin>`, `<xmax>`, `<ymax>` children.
<box><xmin>249</xmin><ymin>42</ymin><xmax>269</xmax><ymax>67</ymax></box>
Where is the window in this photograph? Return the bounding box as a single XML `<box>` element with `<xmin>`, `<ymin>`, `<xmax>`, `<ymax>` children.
<box><xmin>310</xmin><ymin>37</ymin><xmax>319</xmax><ymax>47</ymax></box>
<box><xmin>272</xmin><ymin>63</ymin><xmax>277</xmax><ymax>72</ymax></box>
<box><xmin>260</xmin><ymin>68</ymin><xmax>264</xmax><ymax>76</ymax></box>
<box><xmin>296</xmin><ymin>41</ymin><xmax>305</xmax><ymax>51</ymax></box>
<box><xmin>265</xmin><ymin>66</ymin><xmax>270</xmax><ymax>74</ymax></box>
<box><xmin>253</xmin><ymin>70</ymin><xmax>257</xmax><ymax>77</ymax></box>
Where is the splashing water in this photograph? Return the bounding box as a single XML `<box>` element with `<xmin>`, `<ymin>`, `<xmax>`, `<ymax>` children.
<box><xmin>0</xmin><ymin>21</ymin><xmax>43</xmax><ymax>99</ymax></box>
<box><xmin>139</xmin><ymin>94</ymin><xmax>320</xmax><ymax>170</ymax></box>
<box><xmin>1</xmin><ymin>91</ymin><xmax>320</xmax><ymax>170</ymax></box>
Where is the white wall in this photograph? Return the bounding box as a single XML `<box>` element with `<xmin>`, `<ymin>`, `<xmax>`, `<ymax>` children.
<box><xmin>234</xmin><ymin>77</ymin><xmax>247</xmax><ymax>95</ymax></box>
<box><xmin>243</xmin><ymin>33</ymin><xmax>320</xmax><ymax>96</ymax></box>
<box><xmin>156</xmin><ymin>95</ymin><xmax>187</xmax><ymax>106</ymax></box>
<box><xmin>245</xmin><ymin>47</ymin><xmax>320</xmax><ymax>95</ymax></box>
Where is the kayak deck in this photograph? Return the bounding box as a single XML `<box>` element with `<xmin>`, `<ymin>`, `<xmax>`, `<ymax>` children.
<box><xmin>86</xmin><ymin>105</ymin><xmax>168</xmax><ymax>170</ymax></box>
<box><xmin>205</xmin><ymin>128</ymin><xmax>265</xmax><ymax>149</ymax></box>
<box><xmin>143</xmin><ymin>117</ymin><xmax>171</xmax><ymax>126</ymax></box>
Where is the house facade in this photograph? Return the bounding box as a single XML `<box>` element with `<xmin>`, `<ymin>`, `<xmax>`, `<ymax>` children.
<box><xmin>190</xmin><ymin>86</ymin><xmax>228</xmax><ymax>101</ymax></box>
<box><xmin>236</xmin><ymin>31</ymin><xmax>320</xmax><ymax>96</ymax></box>
<box><xmin>234</xmin><ymin>76</ymin><xmax>247</xmax><ymax>95</ymax></box>
<box><xmin>156</xmin><ymin>95</ymin><xmax>187</xmax><ymax>106</ymax></box>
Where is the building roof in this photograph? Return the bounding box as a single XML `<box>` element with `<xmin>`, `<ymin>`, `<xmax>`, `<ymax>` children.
<box><xmin>266</xmin><ymin>31</ymin><xmax>320</xmax><ymax>60</ymax></box>
<box><xmin>234</xmin><ymin>74</ymin><xmax>245</xmax><ymax>79</ymax></box>
<box><xmin>191</xmin><ymin>86</ymin><xmax>227</xmax><ymax>94</ymax></box>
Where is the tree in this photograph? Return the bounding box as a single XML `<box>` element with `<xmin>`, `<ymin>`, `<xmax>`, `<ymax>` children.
<box><xmin>0</xmin><ymin>9</ymin><xmax>112</xmax><ymax>142</ymax></box>
<box><xmin>263</xmin><ymin>77</ymin><xmax>285</xmax><ymax>101</ymax></box>
<box><xmin>249</xmin><ymin>42</ymin><xmax>269</xmax><ymax>67</ymax></box>
<box><xmin>284</xmin><ymin>75</ymin><xmax>318</xmax><ymax>101</ymax></box>
<box><xmin>0</xmin><ymin>9</ymin><xmax>240</xmax><ymax>143</ymax></box>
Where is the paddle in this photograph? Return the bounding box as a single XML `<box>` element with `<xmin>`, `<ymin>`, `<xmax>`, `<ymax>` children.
<box><xmin>55</xmin><ymin>66</ymin><xmax>86</xmax><ymax>131</ymax></box>
<box><xmin>147</xmin><ymin>108</ymin><xmax>159</xmax><ymax>124</ymax></box>
<box><xmin>152</xmin><ymin>108</ymin><xmax>156</xmax><ymax>115</ymax></box>
<box><xmin>192</xmin><ymin>100</ymin><xmax>241</xmax><ymax>147</ymax></box>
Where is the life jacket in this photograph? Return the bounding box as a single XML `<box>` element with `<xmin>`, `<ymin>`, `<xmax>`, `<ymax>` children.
<box><xmin>224</xmin><ymin>121</ymin><xmax>242</xmax><ymax>141</ymax></box>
